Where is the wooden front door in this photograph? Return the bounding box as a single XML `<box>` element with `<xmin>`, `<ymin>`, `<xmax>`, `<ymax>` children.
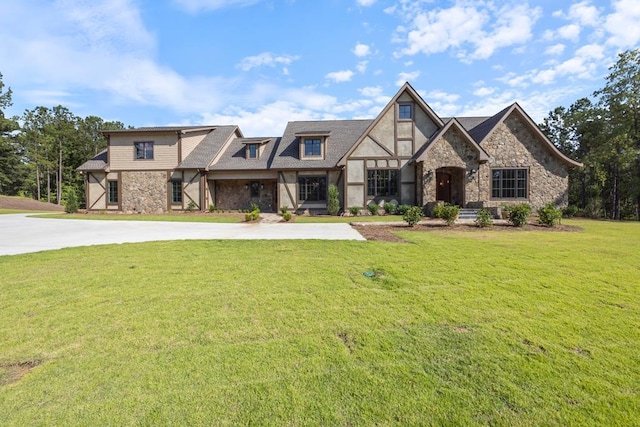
<box><xmin>436</xmin><ymin>172</ymin><xmax>452</xmax><ymax>203</ymax></box>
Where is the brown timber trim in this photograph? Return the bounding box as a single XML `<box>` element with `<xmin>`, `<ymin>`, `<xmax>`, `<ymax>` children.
<box><xmin>367</xmin><ymin>134</ymin><xmax>396</xmax><ymax>157</ymax></box>
<box><xmin>278</xmin><ymin>171</ymin><xmax>296</xmax><ymax>208</ymax></box>
<box><xmin>166</xmin><ymin>171</ymin><xmax>172</xmax><ymax>210</ymax></box>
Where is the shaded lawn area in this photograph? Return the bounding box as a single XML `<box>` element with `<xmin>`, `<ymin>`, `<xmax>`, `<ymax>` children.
<box><xmin>0</xmin><ymin>220</ymin><xmax>638</xmax><ymax>425</ymax></box>
<box><xmin>34</xmin><ymin>212</ymin><xmax>244</xmax><ymax>223</ymax></box>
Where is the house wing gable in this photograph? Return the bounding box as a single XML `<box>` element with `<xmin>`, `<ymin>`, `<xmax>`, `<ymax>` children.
<box><xmin>338</xmin><ymin>82</ymin><xmax>444</xmax><ymax>165</ymax></box>
<box><xmin>414</xmin><ymin>119</ymin><xmax>490</xmax><ymax>164</ymax></box>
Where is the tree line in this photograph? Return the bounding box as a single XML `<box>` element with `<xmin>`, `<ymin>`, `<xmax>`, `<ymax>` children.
<box><xmin>1</xmin><ymin>49</ymin><xmax>639</xmax><ymax>218</ymax></box>
<box><xmin>0</xmin><ymin>73</ymin><xmax>125</xmax><ymax>207</ymax></box>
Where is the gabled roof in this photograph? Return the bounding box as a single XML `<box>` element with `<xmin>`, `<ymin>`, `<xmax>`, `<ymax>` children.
<box><xmin>413</xmin><ymin>118</ymin><xmax>490</xmax><ymax>163</ymax></box>
<box><xmin>211</xmin><ymin>137</ymin><xmax>280</xmax><ymax>171</ymax></box>
<box><xmin>271</xmin><ymin>120</ymin><xmax>373</xmax><ymax>169</ymax></box>
<box><xmin>472</xmin><ymin>103</ymin><xmax>582</xmax><ymax>167</ymax></box>
<box><xmin>442</xmin><ymin>116</ymin><xmax>491</xmax><ymax>132</ymax></box>
<box><xmin>338</xmin><ymin>82</ymin><xmax>444</xmax><ymax>166</ymax></box>
<box><xmin>77</xmin><ymin>149</ymin><xmax>107</xmax><ymax>171</ymax></box>
<box><xmin>101</xmin><ymin>126</ymin><xmax>217</xmax><ymax>135</ymax></box>
<box><xmin>177</xmin><ymin>126</ymin><xmax>241</xmax><ymax>170</ymax></box>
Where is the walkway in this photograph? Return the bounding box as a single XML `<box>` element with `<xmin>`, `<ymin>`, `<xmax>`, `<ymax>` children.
<box><xmin>0</xmin><ymin>214</ymin><xmax>365</xmax><ymax>256</ymax></box>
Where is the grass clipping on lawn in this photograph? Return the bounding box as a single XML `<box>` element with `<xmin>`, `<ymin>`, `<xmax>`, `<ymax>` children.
<box><xmin>0</xmin><ymin>219</ymin><xmax>638</xmax><ymax>425</ymax></box>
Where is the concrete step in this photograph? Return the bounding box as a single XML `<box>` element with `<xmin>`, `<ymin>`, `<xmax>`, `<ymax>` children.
<box><xmin>457</xmin><ymin>208</ymin><xmax>480</xmax><ymax>220</ymax></box>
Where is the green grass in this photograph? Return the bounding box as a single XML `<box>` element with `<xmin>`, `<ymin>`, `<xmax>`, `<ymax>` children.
<box><xmin>34</xmin><ymin>212</ymin><xmax>243</xmax><ymax>223</ymax></box>
<box><xmin>0</xmin><ymin>219</ymin><xmax>638</xmax><ymax>425</ymax></box>
<box><xmin>0</xmin><ymin>209</ymin><xmax>58</xmax><ymax>215</ymax></box>
<box><xmin>295</xmin><ymin>214</ymin><xmax>404</xmax><ymax>223</ymax></box>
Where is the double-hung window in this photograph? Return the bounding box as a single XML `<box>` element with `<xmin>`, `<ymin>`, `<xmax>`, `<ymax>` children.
<box><xmin>107</xmin><ymin>180</ymin><xmax>118</xmax><ymax>205</ymax></box>
<box><xmin>298</xmin><ymin>176</ymin><xmax>326</xmax><ymax>202</ymax></box>
<box><xmin>171</xmin><ymin>179</ymin><xmax>182</xmax><ymax>204</ymax></box>
<box><xmin>492</xmin><ymin>169</ymin><xmax>528</xmax><ymax>199</ymax></box>
<box><xmin>304</xmin><ymin>139</ymin><xmax>322</xmax><ymax>157</ymax></box>
<box><xmin>248</xmin><ymin>144</ymin><xmax>258</xmax><ymax>159</ymax></box>
<box><xmin>367</xmin><ymin>169</ymin><xmax>399</xmax><ymax>197</ymax></box>
<box><xmin>134</xmin><ymin>141</ymin><xmax>154</xmax><ymax>160</ymax></box>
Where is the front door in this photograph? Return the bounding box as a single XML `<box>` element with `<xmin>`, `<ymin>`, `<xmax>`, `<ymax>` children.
<box><xmin>436</xmin><ymin>172</ymin><xmax>452</xmax><ymax>203</ymax></box>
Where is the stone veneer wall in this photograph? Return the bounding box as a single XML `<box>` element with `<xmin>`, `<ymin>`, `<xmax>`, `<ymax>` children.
<box><xmin>121</xmin><ymin>171</ymin><xmax>167</xmax><ymax>213</ymax></box>
<box><xmin>215</xmin><ymin>180</ymin><xmax>276</xmax><ymax>211</ymax></box>
<box><xmin>421</xmin><ymin>127</ymin><xmax>482</xmax><ymax>206</ymax></box>
<box><xmin>479</xmin><ymin>114</ymin><xmax>569</xmax><ymax>210</ymax></box>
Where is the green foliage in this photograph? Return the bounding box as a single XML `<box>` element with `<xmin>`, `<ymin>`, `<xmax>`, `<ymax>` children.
<box><xmin>367</xmin><ymin>202</ymin><xmax>378</xmax><ymax>215</ymax></box>
<box><xmin>250</xmin><ymin>202</ymin><xmax>260</xmax><ymax>212</ymax></box>
<box><xmin>537</xmin><ymin>203</ymin><xmax>563</xmax><ymax>227</ymax></box>
<box><xmin>186</xmin><ymin>200</ymin><xmax>198</xmax><ymax>212</ymax></box>
<box><xmin>475</xmin><ymin>208</ymin><xmax>493</xmax><ymax>228</ymax></box>
<box><xmin>562</xmin><ymin>205</ymin><xmax>579</xmax><ymax>218</ymax></box>
<box><xmin>280</xmin><ymin>206</ymin><xmax>289</xmax><ymax>215</ymax></box>
<box><xmin>505</xmin><ymin>204</ymin><xmax>531</xmax><ymax>227</ymax></box>
<box><xmin>433</xmin><ymin>203</ymin><xmax>460</xmax><ymax>226</ymax></box>
<box><xmin>349</xmin><ymin>206</ymin><xmax>360</xmax><ymax>216</ymax></box>
<box><xmin>63</xmin><ymin>187</ymin><xmax>79</xmax><ymax>213</ymax></box>
<box><xmin>209</xmin><ymin>204</ymin><xmax>216</xmax><ymax>213</ymax></box>
<box><xmin>245</xmin><ymin>209</ymin><xmax>260</xmax><ymax>221</ymax></box>
<box><xmin>383</xmin><ymin>202</ymin><xmax>396</xmax><ymax>215</ymax></box>
<box><xmin>282</xmin><ymin>211</ymin><xmax>292</xmax><ymax>222</ymax></box>
<box><xmin>403</xmin><ymin>205</ymin><xmax>424</xmax><ymax>227</ymax></box>
<box><xmin>396</xmin><ymin>204</ymin><xmax>411</xmax><ymax>216</ymax></box>
<box><xmin>327</xmin><ymin>184</ymin><xmax>340</xmax><ymax>216</ymax></box>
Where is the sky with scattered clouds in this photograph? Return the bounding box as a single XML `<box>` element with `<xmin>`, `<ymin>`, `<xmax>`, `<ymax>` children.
<box><xmin>1</xmin><ymin>0</ymin><xmax>639</xmax><ymax>136</ymax></box>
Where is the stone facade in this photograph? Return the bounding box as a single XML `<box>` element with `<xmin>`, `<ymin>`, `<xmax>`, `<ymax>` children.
<box><xmin>479</xmin><ymin>114</ymin><xmax>569</xmax><ymax>210</ymax></box>
<box><xmin>121</xmin><ymin>171</ymin><xmax>167</xmax><ymax>213</ymax></box>
<box><xmin>214</xmin><ymin>180</ymin><xmax>276</xmax><ymax>212</ymax></box>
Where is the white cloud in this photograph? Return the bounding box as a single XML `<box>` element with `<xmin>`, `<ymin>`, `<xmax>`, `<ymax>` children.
<box><xmin>396</xmin><ymin>71</ymin><xmax>420</xmax><ymax>86</ymax></box>
<box><xmin>356</xmin><ymin>61</ymin><xmax>368</xmax><ymax>73</ymax></box>
<box><xmin>172</xmin><ymin>0</ymin><xmax>263</xmax><ymax>13</ymax></box>
<box><xmin>236</xmin><ymin>52</ymin><xmax>299</xmax><ymax>71</ymax></box>
<box><xmin>427</xmin><ymin>90</ymin><xmax>459</xmax><ymax>103</ymax></box>
<box><xmin>325</xmin><ymin>70</ymin><xmax>355</xmax><ymax>83</ymax></box>
<box><xmin>356</xmin><ymin>0</ymin><xmax>376</xmax><ymax>6</ymax></box>
<box><xmin>568</xmin><ymin>1</ymin><xmax>601</xmax><ymax>26</ymax></box>
<box><xmin>359</xmin><ymin>86</ymin><xmax>383</xmax><ymax>97</ymax></box>
<box><xmin>353</xmin><ymin>43</ymin><xmax>371</xmax><ymax>57</ymax></box>
<box><xmin>545</xmin><ymin>43</ymin><xmax>566</xmax><ymax>56</ymax></box>
<box><xmin>557</xmin><ymin>24</ymin><xmax>581</xmax><ymax>41</ymax></box>
<box><xmin>473</xmin><ymin>87</ymin><xmax>495</xmax><ymax>97</ymax></box>
<box><xmin>605</xmin><ymin>0</ymin><xmax>640</xmax><ymax>47</ymax></box>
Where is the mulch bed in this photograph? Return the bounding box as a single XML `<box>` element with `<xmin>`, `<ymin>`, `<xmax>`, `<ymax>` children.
<box><xmin>352</xmin><ymin>221</ymin><xmax>582</xmax><ymax>242</ymax></box>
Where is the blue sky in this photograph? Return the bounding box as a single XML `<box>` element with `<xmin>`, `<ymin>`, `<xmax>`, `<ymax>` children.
<box><xmin>1</xmin><ymin>0</ymin><xmax>639</xmax><ymax>136</ymax></box>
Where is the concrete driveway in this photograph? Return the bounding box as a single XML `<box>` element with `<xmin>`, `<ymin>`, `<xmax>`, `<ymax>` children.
<box><xmin>0</xmin><ymin>214</ymin><xmax>365</xmax><ymax>256</ymax></box>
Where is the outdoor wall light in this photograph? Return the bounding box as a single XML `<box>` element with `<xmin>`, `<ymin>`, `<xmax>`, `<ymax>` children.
<box><xmin>260</xmin><ymin>183</ymin><xmax>264</xmax><ymax>190</ymax></box>
<box><xmin>427</xmin><ymin>169</ymin><xmax>433</xmax><ymax>177</ymax></box>
<box><xmin>468</xmin><ymin>168</ymin><xmax>477</xmax><ymax>176</ymax></box>
<box><xmin>244</xmin><ymin>184</ymin><xmax>249</xmax><ymax>190</ymax></box>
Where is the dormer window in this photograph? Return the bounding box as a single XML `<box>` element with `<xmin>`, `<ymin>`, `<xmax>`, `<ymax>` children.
<box><xmin>296</xmin><ymin>131</ymin><xmax>330</xmax><ymax>160</ymax></box>
<box><xmin>398</xmin><ymin>103</ymin><xmax>412</xmax><ymax>120</ymax></box>
<box><xmin>242</xmin><ymin>138</ymin><xmax>271</xmax><ymax>159</ymax></box>
<box><xmin>248</xmin><ymin>144</ymin><xmax>258</xmax><ymax>159</ymax></box>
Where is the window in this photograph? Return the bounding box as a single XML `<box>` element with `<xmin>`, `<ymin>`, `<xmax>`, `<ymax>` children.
<box><xmin>492</xmin><ymin>169</ymin><xmax>528</xmax><ymax>199</ymax></box>
<box><xmin>298</xmin><ymin>176</ymin><xmax>327</xmax><ymax>202</ymax></box>
<box><xmin>248</xmin><ymin>144</ymin><xmax>258</xmax><ymax>159</ymax></box>
<box><xmin>367</xmin><ymin>169</ymin><xmax>399</xmax><ymax>197</ymax></box>
<box><xmin>107</xmin><ymin>180</ymin><xmax>118</xmax><ymax>205</ymax></box>
<box><xmin>134</xmin><ymin>141</ymin><xmax>154</xmax><ymax>160</ymax></box>
<box><xmin>250</xmin><ymin>181</ymin><xmax>260</xmax><ymax>198</ymax></box>
<box><xmin>171</xmin><ymin>179</ymin><xmax>182</xmax><ymax>204</ymax></box>
<box><xmin>398</xmin><ymin>104</ymin><xmax>412</xmax><ymax>120</ymax></box>
<box><xmin>304</xmin><ymin>138</ymin><xmax>322</xmax><ymax>157</ymax></box>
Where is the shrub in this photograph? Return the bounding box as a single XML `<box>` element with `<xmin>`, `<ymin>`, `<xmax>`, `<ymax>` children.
<box><xmin>245</xmin><ymin>209</ymin><xmax>260</xmax><ymax>221</ymax></box>
<box><xmin>280</xmin><ymin>206</ymin><xmax>289</xmax><ymax>215</ymax></box>
<box><xmin>282</xmin><ymin>212</ymin><xmax>292</xmax><ymax>221</ymax></box>
<box><xmin>475</xmin><ymin>208</ymin><xmax>493</xmax><ymax>228</ymax></box>
<box><xmin>383</xmin><ymin>202</ymin><xmax>397</xmax><ymax>215</ymax></box>
<box><xmin>349</xmin><ymin>206</ymin><xmax>361</xmax><ymax>216</ymax></box>
<box><xmin>64</xmin><ymin>188</ymin><xmax>79</xmax><ymax>214</ymax></box>
<box><xmin>505</xmin><ymin>204</ymin><xmax>531</xmax><ymax>227</ymax></box>
<box><xmin>433</xmin><ymin>203</ymin><xmax>460</xmax><ymax>226</ymax></box>
<box><xmin>396</xmin><ymin>204</ymin><xmax>411</xmax><ymax>216</ymax></box>
<box><xmin>250</xmin><ymin>202</ymin><xmax>260</xmax><ymax>213</ymax></box>
<box><xmin>186</xmin><ymin>200</ymin><xmax>198</xmax><ymax>212</ymax></box>
<box><xmin>563</xmin><ymin>205</ymin><xmax>579</xmax><ymax>218</ymax></box>
<box><xmin>538</xmin><ymin>203</ymin><xmax>563</xmax><ymax>227</ymax></box>
<box><xmin>367</xmin><ymin>203</ymin><xmax>378</xmax><ymax>216</ymax></box>
<box><xmin>403</xmin><ymin>206</ymin><xmax>424</xmax><ymax>227</ymax></box>
<box><xmin>209</xmin><ymin>204</ymin><xmax>216</xmax><ymax>213</ymax></box>
<box><xmin>327</xmin><ymin>184</ymin><xmax>340</xmax><ymax>216</ymax></box>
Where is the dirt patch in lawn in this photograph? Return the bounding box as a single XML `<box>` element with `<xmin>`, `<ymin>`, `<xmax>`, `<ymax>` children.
<box><xmin>0</xmin><ymin>195</ymin><xmax>64</xmax><ymax>212</ymax></box>
<box><xmin>352</xmin><ymin>220</ymin><xmax>582</xmax><ymax>242</ymax></box>
<box><xmin>0</xmin><ymin>360</ymin><xmax>42</xmax><ymax>386</ymax></box>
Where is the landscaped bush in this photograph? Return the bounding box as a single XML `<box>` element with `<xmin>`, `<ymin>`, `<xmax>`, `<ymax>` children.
<box><xmin>186</xmin><ymin>200</ymin><xmax>198</xmax><ymax>212</ymax></box>
<box><xmin>63</xmin><ymin>187</ymin><xmax>79</xmax><ymax>214</ymax></box>
<box><xmin>563</xmin><ymin>205</ymin><xmax>579</xmax><ymax>218</ymax></box>
<box><xmin>383</xmin><ymin>202</ymin><xmax>396</xmax><ymax>215</ymax></box>
<box><xmin>475</xmin><ymin>208</ymin><xmax>493</xmax><ymax>228</ymax></box>
<box><xmin>349</xmin><ymin>206</ymin><xmax>361</xmax><ymax>216</ymax></box>
<box><xmin>327</xmin><ymin>184</ymin><xmax>340</xmax><ymax>216</ymax></box>
<box><xmin>282</xmin><ymin>212</ymin><xmax>292</xmax><ymax>221</ymax></box>
<box><xmin>538</xmin><ymin>203</ymin><xmax>563</xmax><ymax>227</ymax></box>
<box><xmin>280</xmin><ymin>206</ymin><xmax>289</xmax><ymax>215</ymax></box>
<box><xmin>505</xmin><ymin>203</ymin><xmax>531</xmax><ymax>226</ymax></box>
<box><xmin>245</xmin><ymin>209</ymin><xmax>260</xmax><ymax>221</ymax></box>
<box><xmin>403</xmin><ymin>206</ymin><xmax>424</xmax><ymax>227</ymax></box>
<box><xmin>396</xmin><ymin>204</ymin><xmax>411</xmax><ymax>216</ymax></box>
<box><xmin>367</xmin><ymin>203</ymin><xmax>378</xmax><ymax>215</ymax></box>
<box><xmin>433</xmin><ymin>203</ymin><xmax>460</xmax><ymax>226</ymax></box>
<box><xmin>209</xmin><ymin>204</ymin><xmax>216</xmax><ymax>213</ymax></box>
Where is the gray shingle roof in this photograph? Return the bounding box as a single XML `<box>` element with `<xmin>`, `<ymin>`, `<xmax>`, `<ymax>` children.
<box><xmin>77</xmin><ymin>149</ymin><xmax>107</xmax><ymax>171</ymax></box>
<box><xmin>102</xmin><ymin>126</ymin><xmax>216</xmax><ymax>134</ymax></box>
<box><xmin>177</xmin><ymin>126</ymin><xmax>239</xmax><ymax>170</ymax></box>
<box><xmin>466</xmin><ymin>104</ymin><xmax>513</xmax><ymax>143</ymax></box>
<box><xmin>211</xmin><ymin>137</ymin><xmax>280</xmax><ymax>170</ymax></box>
<box><xmin>271</xmin><ymin>120</ymin><xmax>373</xmax><ymax>169</ymax></box>
<box><xmin>442</xmin><ymin>116</ymin><xmax>491</xmax><ymax>132</ymax></box>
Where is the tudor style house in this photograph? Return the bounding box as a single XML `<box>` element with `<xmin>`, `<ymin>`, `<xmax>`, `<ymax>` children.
<box><xmin>77</xmin><ymin>83</ymin><xmax>581</xmax><ymax>214</ymax></box>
